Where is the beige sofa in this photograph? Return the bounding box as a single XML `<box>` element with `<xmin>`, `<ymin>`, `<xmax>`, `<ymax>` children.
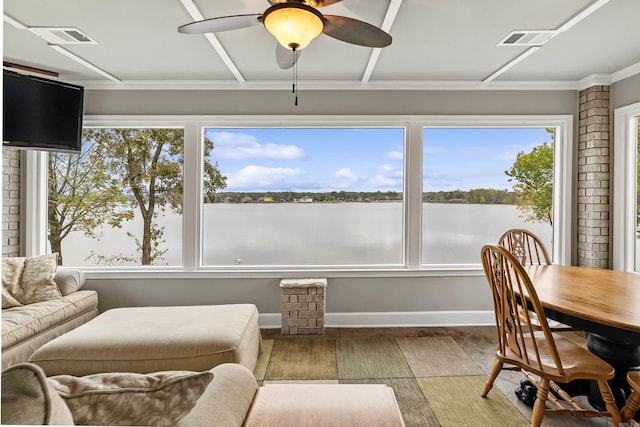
<box><xmin>1</xmin><ymin>362</ymin><xmax>258</xmax><ymax>426</ymax></box>
<box><xmin>2</xmin><ymin>269</ymin><xmax>99</xmax><ymax>369</ymax></box>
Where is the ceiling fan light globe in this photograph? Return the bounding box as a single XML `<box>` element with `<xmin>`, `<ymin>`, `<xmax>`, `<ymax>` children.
<box><xmin>263</xmin><ymin>3</ymin><xmax>324</xmax><ymax>50</ymax></box>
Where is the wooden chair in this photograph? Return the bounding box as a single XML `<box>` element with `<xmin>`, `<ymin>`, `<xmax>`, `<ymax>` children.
<box><xmin>622</xmin><ymin>371</ymin><xmax>640</xmax><ymax>426</ymax></box>
<box><xmin>480</xmin><ymin>244</ymin><xmax>622</xmax><ymax>427</ymax></box>
<box><xmin>498</xmin><ymin>229</ymin><xmax>574</xmax><ymax>332</ymax></box>
<box><xmin>498</xmin><ymin>229</ymin><xmax>551</xmax><ymax>266</ymax></box>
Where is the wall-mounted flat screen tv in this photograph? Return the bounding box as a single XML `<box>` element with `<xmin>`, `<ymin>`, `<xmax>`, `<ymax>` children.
<box><xmin>3</xmin><ymin>70</ymin><xmax>84</xmax><ymax>153</ymax></box>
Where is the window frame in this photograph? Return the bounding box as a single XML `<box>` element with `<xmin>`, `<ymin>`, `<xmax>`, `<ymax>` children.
<box><xmin>612</xmin><ymin>102</ymin><xmax>640</xmax><ymax>271</ymax></box>
<box><xmin>420</xmin><ymin>116</ymin><xmax>573</xmax><ymax>267</ymax></box>
<box><xmin>25</xmin><ymin>114</ymin><xmax>573</xmax><ymax>276</ymax></box>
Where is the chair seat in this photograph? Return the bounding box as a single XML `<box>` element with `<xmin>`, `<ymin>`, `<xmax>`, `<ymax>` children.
<box><xmin>501</xmin><ymin>333</ymin><xmax>615</xmax><ymax>383</ymax></box>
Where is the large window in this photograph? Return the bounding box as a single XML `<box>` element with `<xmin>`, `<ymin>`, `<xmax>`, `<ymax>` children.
<box><xmin>422</xmin><ymin>127</ymin><xmax>554</xmax><ymax>265</ymax></box>
<box><xmin>201</xmin><ymin>127</ymin><xmax>405</xmax><ymax>267</ymax></box>
<box><xmin>28</xmin><ymin>115</ymin><xmax>571</xmax><ymax>273</ymax></box>
<box><xmin>613</xmin><ymin>103</ymin><xmax>640</xmax><ymax>271</ymax></box>
<box><xmin>46</xmin><ymin>128</ymin><xmax>184</xmax><ymax>266</ymax></box>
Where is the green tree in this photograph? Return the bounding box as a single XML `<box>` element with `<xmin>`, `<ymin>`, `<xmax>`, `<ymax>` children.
<box><xmin>48</xmin><ymin>139</ymin><xmax>133</xmax><ymax>265</ymax></box>
<box><xmin>85</xmin><ymin>128</ymin><xmax>226</xmax><ymax>265</ymax></box>
<box><xmin>505</xmin><ymin>129</ymin><xmax>554</xmax><ymax>226</ymax></box>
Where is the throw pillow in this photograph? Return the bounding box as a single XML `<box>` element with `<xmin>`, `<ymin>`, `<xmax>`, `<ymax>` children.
<box><xmin>2</xmin><ymin>253</ymin><xmax>61</xmax><ymax>308</ymax></box>
<box><xmin>48</xmin><ymin>370</ymin><xmax>214</xmax><ymax>426</ymax></box>
<box><xmin>1</xmin><ymin>363</ymin><xmax>75</xmax><ymax>426</ymax></box>
<box><xmin>54</xmin><ymin>268</ymin><xmax>86</xmax><ymax>296</ymax></box>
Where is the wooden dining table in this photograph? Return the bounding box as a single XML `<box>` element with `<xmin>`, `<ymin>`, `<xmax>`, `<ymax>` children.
<box><xmin>524</xmin><ymin>264</ymin><xmax>640</xmax><ymax>344</ymax></box>
<box><xmin>523</xmin><ymin>264</ymin><xmax>640</xmax><ymax>419</ymax></box>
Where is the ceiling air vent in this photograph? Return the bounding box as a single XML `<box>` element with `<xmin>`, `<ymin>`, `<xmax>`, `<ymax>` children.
<box><xmin>498</xmin><ymin>30</ymin><xmax>556</xmax><ymax>47</ymax></box>
<box><xmin>28</xmin><ymin>27</ymin><xmax>97</xmax><ymax>44</ymax></box>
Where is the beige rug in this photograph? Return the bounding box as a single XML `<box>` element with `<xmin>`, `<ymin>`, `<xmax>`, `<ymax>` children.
<box><xmin>396</xmin><ymin>337</ymin><xmax>483</xmax><ymax>377</ymax></box>
<box><xmin>417</xmin><ymin>375</ymin><xmax>529</xmax><ymax>427</ymax></box>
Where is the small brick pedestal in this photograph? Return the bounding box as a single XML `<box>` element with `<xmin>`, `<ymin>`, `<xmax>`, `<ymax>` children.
<box><xmin>280</xmin><ymin>278</ymin><xmax>327</xmax><ymax>335</ymax></box>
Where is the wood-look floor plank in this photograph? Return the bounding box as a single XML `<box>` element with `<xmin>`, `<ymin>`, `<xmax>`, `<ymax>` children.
<box><xmin>264</xmin><ymin>338</ymin><xmax>337</xmax><ymax>380</ymax></box>
<box><xmin>336</xmin><ymin>338</ymin><xmax>413</xmax><ymax>379</ymax></box>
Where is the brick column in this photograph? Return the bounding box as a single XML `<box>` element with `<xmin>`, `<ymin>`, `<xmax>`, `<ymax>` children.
<box><xmin>280</xmin><ymin>278</ymin><xmax>327</xmax><ymax>335</ymax></box>
<box><xmin>2</xmin><ymin>148</ymin><xmax>21</xmax><ymax>257</ymax></box>
<box><xmin>577</xmin><ymin>85</ymin><xmax>610</xmax><ymax>268</ymax></box>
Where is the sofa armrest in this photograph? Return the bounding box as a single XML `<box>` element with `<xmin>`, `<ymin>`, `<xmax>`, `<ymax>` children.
<box><xmin>54</xmin><ymin>269</ymin><xmax>86</xmax><ymax>296</ymax></box>
<box><xmin>178</xmin><ymin>363</ymin><xmax>258</xmax><ymax>427</ymax></box>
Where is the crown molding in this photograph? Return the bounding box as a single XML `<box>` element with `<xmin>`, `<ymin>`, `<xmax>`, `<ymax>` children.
<box><xmin>577</xmin><ymin>73</ymin><xmax>612</xmax><ymax>90</ymax></box>
<box><xmin>611</xmin><ymin>61</ymin><xmax>640</xmax><ymax>83</ymax></box>
<box><xmin>76</xmin><ymin>79</ymin><xmax>581</xmax><ymax>91</ymax></box>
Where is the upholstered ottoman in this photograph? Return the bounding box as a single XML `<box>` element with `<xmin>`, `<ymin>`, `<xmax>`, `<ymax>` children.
<box><xmin>29</xmin><ymin>304</ymin><xmax>261</xmax><ymax>376</ymax></box>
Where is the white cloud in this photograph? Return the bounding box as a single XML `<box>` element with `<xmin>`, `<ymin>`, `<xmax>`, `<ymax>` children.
<box><xmin>226</xmin><ymin>165</ymin><xmax>304</xmax><ymax>190</ymax></box>
<box><xmin>333</xmin><ymin>168</ymin><xmax>358</xmax><ymax>181</ymax></box>
<box><xmin>210</xmin><ymin>131</ymin><xmax>305</xmax><ymax>160</ymax></box>
<box><xmin>387</xmin><ymin>150</ymin><xmax>403</xmax><ymax>160</ymax></box>
<box><xmin>369</xmin><ymin>175</ymin><xmax>402</xmax><ymax>188</ymax></box>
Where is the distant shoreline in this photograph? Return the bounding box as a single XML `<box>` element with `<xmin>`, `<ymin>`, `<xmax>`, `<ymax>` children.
<box><xmin>210</xmin><ymin>188</ymin><xmax>517</xmax><ymax>205</ymax></box>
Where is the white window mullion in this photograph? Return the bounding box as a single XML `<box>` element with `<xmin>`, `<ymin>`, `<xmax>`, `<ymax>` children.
<box><xmin>613</xmin><ymin>102</ymin><xmax>640</xmax><ymax>271</ymax></box>
<box><xmin>405</xmin><ymin>121</ymin><xmax>423</xmax><ymax>269</ymax></box>
<box><xmin>181</xmin><ymin>121</ymin><xmax>201</xmax><ymax>271</ymax></box>
<box><xmin>553</xmin><ymin>119</ymin><xmax>573</xmax><ymax>266</ymax></box>
<box><xmin>24</xmin><ymin>150</ymin><xmax>48</xmax><ymax>256</ymax></box>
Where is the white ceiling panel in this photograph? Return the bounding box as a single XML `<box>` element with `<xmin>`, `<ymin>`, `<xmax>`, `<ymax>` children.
<box><xmin>3</xmin><ymin>0</ymin><xmax>638</xmax><ymax>89</ymax></box>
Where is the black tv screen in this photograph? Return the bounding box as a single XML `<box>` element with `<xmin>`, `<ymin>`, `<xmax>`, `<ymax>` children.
<box><xmin>3</xmin><ymin>70</ymin><xmax>84</xmax><ymax>153</ymax></box>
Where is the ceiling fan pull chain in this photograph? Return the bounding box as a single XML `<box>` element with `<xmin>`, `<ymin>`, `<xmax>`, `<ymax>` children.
<box><xmin>293</xmin><ymin>48</ymin><xmax>298</xmax><ymax>106</ymax></box>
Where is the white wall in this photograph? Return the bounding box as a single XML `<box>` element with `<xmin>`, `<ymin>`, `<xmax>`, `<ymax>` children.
<box><xmin>81</xmin><ymin>88</ymin><xmax>578</xmax><ymax>327</ymax></box>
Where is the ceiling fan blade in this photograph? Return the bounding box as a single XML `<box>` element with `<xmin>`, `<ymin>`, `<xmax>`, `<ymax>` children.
<box><xmin>267</xmin><ymin>0</ymin><xmax>343</xmax><ymax>7</ymax></box>
<box><xmin>322</xmin><ymin>15</ymin><xmax>391</xmax><ymax>47</ymax></box>
<box><xmin>276</xmin><ymin>43</ymin><xmax>301</xmax><ymax>70</ymax></box>
<box><xmin>178</xmin><ymin>14</ymin><xmax>262</xmax><ymax>34</ymax></box>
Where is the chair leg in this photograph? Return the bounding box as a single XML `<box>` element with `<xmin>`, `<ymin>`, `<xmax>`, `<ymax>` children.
<box><xmin>482</xmin><ymin>361</ymin><xmax>503</xmax><ymax>397</ymax></box>
<box><xmin>621</xmin><ymin>389</ymin><xmax>640</xmax><ymax>423</ymax></box>
<box><xmin>531</xmin><ymin>378</ymin><xmax>550</xmax><ymax>427</ymax></box>
<box><xmin>595</xmin><ymin>380</ymin><xmax>622</xmax><ymax>426</ymax></box>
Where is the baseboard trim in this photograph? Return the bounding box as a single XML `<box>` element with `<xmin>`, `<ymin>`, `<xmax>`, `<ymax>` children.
<box><xmin>259</xmin><ymin>311</ymin><xmax>494</xmax><ymax>329</ymax></box>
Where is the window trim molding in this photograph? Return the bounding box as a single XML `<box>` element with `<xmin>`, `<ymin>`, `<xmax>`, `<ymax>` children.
<box><xmin>27</xmin><ymin>114</ymin><xmax>573</xmax><ymax>275</ymax></box>
<box><xmin>612</xmin><ymin>102</ymin><xmax>640</xmax><ymax>271</ymax></box>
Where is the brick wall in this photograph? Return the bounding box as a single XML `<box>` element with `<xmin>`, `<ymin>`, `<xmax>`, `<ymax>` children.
<box><xmin>2</xmin><ymin>148</ymin><xmax>21</xmax><ymax>257</ymax></box>
<box><xmin>576</xmin><ymin>85</ymin><xmax>610</xmax><ymax>268</ymax></box>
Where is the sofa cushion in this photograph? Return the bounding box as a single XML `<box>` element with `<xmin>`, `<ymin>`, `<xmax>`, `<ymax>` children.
<box><xmin>48</xmin><ymin>370</ymin><xmax>213</xmax><ymax>426</ymax></box>
<box><xmin>2</xmin><ymin>290</ymin><xmax>99</xmax><ymax>349</ymax></box>
<box><xmin>30</xmin><ymin>304</ymin><xmax>261</xmax><ymax>376</ymax></box>
<box><xmin>54</xmin><ymin>268</ymin><xmax>86</xmax><ymax>296</ymax></box>
<box><xmin>1</xmin><ymin>363</ymin><xmax>75</xmax><ymax>426</ymax></box>
<box><xmin>2</xmin><ymin>253</ymin><xmax>61</xmax><ymax>309</ymax></box>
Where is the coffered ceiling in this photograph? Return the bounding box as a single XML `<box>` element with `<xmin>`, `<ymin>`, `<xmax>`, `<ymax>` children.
<box><xmin>3</xmin><ymin>0</ymin><xmax>640</xmax><ymax>90</ymax></box>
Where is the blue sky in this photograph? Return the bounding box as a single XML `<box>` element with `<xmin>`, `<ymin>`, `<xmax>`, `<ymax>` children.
<box><xmin>204</xmin><ymin>127</ymin><xmax>552</xmax><ymax>193</ymax></box>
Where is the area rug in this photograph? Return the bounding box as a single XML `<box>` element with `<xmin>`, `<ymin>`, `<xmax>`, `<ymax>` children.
<box><xmin>336</xmin><ymin>338</ymin><xmax>413</xmax><ymax>379</ymax></box>
<box><xmin>396</xmin><ymin>336</ymin><xmax>484</xmax><ymax>377</ymax></box>
<box><xmin>417</xmin><ymin>375</ymin><xmax>529</xmax><ymax>427</ymax></box>
<box><xmin>264</xmin><ymin>338</ymin><xmax>338</xmax><ymax>380</ymax></box>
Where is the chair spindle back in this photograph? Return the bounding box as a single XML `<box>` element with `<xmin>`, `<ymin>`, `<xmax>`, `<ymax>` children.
<box><xmin>498</xmin><ymin>229</ymin><xmax>551</xmax><ymax>266</ymax></box>
<box><xmin>480</xmin><ymin>244</ymin><xmax>564</xmax><ymax>375</ymax></box>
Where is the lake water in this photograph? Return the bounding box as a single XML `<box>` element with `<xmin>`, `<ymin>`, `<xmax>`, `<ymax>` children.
<box><xmin>60</xmin><ymin>203</ymin><xmax>552</xmax><ymax>266</ymax></box>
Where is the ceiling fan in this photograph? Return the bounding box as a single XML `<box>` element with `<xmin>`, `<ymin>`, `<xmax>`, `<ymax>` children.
<box><xmin>178</xmin><ymin>0</ymin><xmax>392</xmax><ymax>70</ymax></box>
